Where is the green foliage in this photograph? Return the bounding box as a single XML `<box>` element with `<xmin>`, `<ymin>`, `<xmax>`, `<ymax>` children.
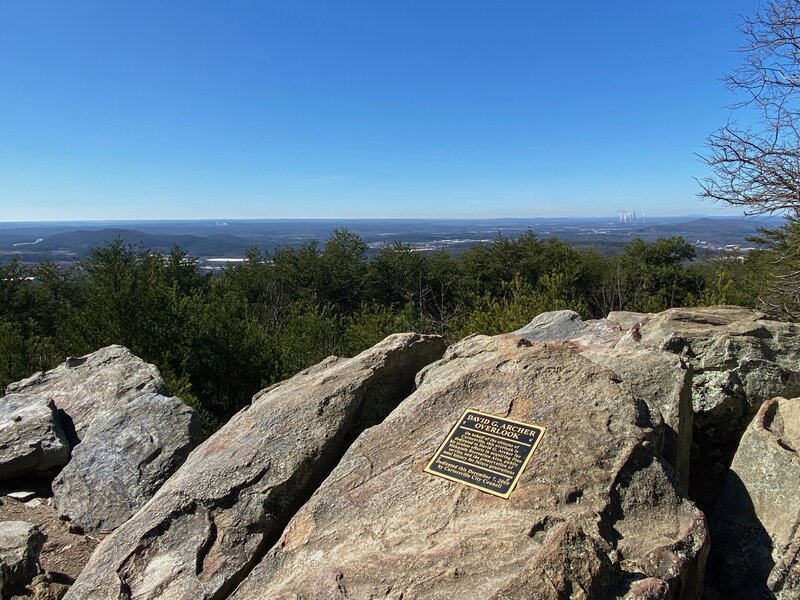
<box><xmin>460</xmin><ymin>276</ymin><xmax>546</xmax><ymax>336</ymax></box>
<box><xmin>274</xmin><ymin>299</ymin><xmax>341</xmax><ymax>377</ymax></box>
<box><xmin>688</xmin><ymin>268</ymin><xmax>734</xmax><ymax>307</ymax></box>
<box><xmin>460</xmin><ymin>273</ymin><xmax>587</xmax><ymax>337</ymax></box>
<box><xmin>371</xmin><ymin>242</ymin><xmax>427</xmax><ymax>307</ymax></box>
<box><xmin>341</xmin><ymin>303</ymin><xmax>416</xmax><ymax>356</ymax></box>
<box><xmin>742</xmin><ymin>218</ymin><xmax>800</xmax><ymax>318</ymax></box>
<box><xmin>0</xmin><ymin>320</ymin><xmax>59</xmax><ymax>391</ymax></box>
<box><xmin>182</xmin><ymin>285</ymin><xmax>279</xmax><ymax>421</ymax></box>
<box><xmin>319</xmin><ymin>229</ymin><xmax>368</xmax><ymax>313</ymax></box>
<box><xmin>617</xmin><ymin>237</ymin><xmax>703</xmax><ymax>312</ymax></box>
<box><xmin>460</xmin><ymin>231</ymin><xmax>547</xmax><ymax>296</ymax></box>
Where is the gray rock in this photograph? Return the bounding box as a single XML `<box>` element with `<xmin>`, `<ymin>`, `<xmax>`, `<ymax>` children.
<box><xmin>0</xmin><ymin>521</ymin><xmax>45</xmax><ymax>597</ymax></box>
<box><xmin>0</xmin><ymin>395</ymin><xmax>69</xmax><ymax>480</ymax></box>
<box><xmin>65</xmin><ymin>333</ymin><xmax>446</xmax><ymax>600</ymax></box>
<box><xmin>583</xmin><ymin>347</ymin><xmax>693</xmax><ymax>488</ymax></box>
<box><xmin>513</xmin><ymin>309</ymin><xmax>586</xmax><ymax>341</ymax></box>
<box><xmin>619</xmin><ymin>306</ymin><xmax>800</xmax><ymax>438</ymax></box>
<box><xmin>708</xmin><ymin>396</ymin><xmax>800</xmax><ymax>599</ymax></box>
<box><xmin>6</xmin><ymin>345</ymin><xmax>167</xmax><ymax>444</ymax></box>
<box><xmin>617</xmin><ymin>306</ymin><xmax>800</xmax><ymax>509</ymax></box>
<box><xmin>5</xmin><ymin>491</ymin><xmax>36</xmax><ymax>502</ymax></box>
<box><xmin>607</xmin><ymin>310</ymin><xmax>651</xmax><ymax>331</ymax></box>
<box><xmin>52</xmin><ymin>393</ymin><xmax>201</xmax><ymax>534</ymax></box>
<box><xmin>512</xmin><ymin>310</ymin><xmax>651</xmax><ymax>351</ymax></box>
<box><xmin>231</xmin><ymin>336</ymin><xmax>707</xmax><ymax>600</ymax></box>
<box><xmin>28</xmin><ymin>572</ymin><xmax>71</xmax><ymax>600</ymax></box>
<box><xmin>568</xmin><ymin>317</ymin><xmax>627</xmax><ymax>349</ymax></box>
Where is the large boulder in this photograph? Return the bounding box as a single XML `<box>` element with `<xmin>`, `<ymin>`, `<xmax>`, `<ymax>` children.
<box><xmin>621</xmin><ymin>306</ymin><xmax>800</xmax><ymax>445</ymax></box>
<box><xmin>512</xmin><ymin>310</ymin><xmax>694</xmax><ymax>486</ymax></box>
<box><xmin>707</xmin><ymin>396</ymin><xmax>800</xmax><ymax>599</ymax></box>
<box><xmin>0</xmin><ymin>521</ymin><xmax>45</xmax><ymax>597</ymax></box>
<box><xmin>0</xmin><ymin>395</ymin><xmax>69</xmax><ymax>480</ymax></box>
<box><xmin>51</xmin><ymin>393</ymin><xmax>201</xmax><ymax>533</ymax></box>
<box><xmin>582</xmin><ymin>347</ymin><xmax>693</xmax><ymax>488</ymax></box>
<box><xmin>618</xmin><ymin>306</ymin><xmax>800</xmax><ymax>509</ymax></box>
<box><xmin>230</xmin><ymin>336</ymin><xmax>708</xmax><ymax>599</ymax></box>
<box><xmin>6</xmin><ymin>345</ymin><xmax>167</xmax><ymax>445</ymax></box>
<box><xmin>65</xmin><ymin>333</ymin><xmax>445</xmax><ymax>600</ymax></box>
<box><xmin>513</xmin><ymin>309</ymin><xmax>586</xmax><ymax>341</ymax></box>
<box><xmin>513</xmin><ymin>310</ymin><xmax>652</xmax><ymax>350</ymax></box>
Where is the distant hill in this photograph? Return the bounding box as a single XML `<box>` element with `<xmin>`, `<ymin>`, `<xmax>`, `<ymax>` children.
<box><xmin>634</xmin><ymin>217</ymin><xmax>772</xmax><ymax>236</ymax></box>
<box><xmin>0</xmin><ymin>216</ymin><xmax>787</xmax><ymax>265</ymax></box>
<box><xmin>32</xmin><ymin>228</ymin><xmax>253</xmax><ymax>257</ymax></box>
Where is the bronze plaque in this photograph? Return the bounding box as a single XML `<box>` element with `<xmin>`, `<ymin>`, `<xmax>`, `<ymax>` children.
<box><xmin>424</xmin><ymin>409</ymin><xmax>545</xmax><ymax>499</ymax></box>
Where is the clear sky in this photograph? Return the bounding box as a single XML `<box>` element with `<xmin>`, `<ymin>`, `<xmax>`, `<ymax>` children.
<box><xmin>0</xmin><ymin>1</ymin><xmax>759</xmax><ymax>220</ymax></box>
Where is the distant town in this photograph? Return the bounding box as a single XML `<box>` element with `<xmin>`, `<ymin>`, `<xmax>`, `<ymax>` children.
<box><xmin>0</xmin><ymin>215</ymin><xmax>780</xmax><ymax>269</ymax></box>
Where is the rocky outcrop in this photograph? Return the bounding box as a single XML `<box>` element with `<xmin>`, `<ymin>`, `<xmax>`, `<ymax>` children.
<box><xmin>621</xmin><ymin>307</ymin><xmax>800</xmax><ymax>445</ymax></box>
<box><xmin>28</xmin><ymin>572</ymin><xmax>72</xmax><ymax>600</ymax></box>
<box><xmin>707</xmin><ymin>396</ymin><xmax>800</xmax><ymax>599</ymax></box>
<box><xmin>517</xmin><ymin>307</ymin><xmax>800</xmax><ymax>509</ymax></box>
<box><xmin>229</xmin><ymin>336</ymin><xmax>707</xmax><ymax>599</ymax></box>
<box><xmin>1</xmin><ymin>347</ymin><xmax>200</xmax><ymax>533</ymax></box>
<box><xmin>582</xmin><ymin>347</ymin><xmax>693</xmax><ymax>487</ymax></box>
<box><xmin>0</xmin><ymin>396</ymin><xmax>69</xmax><ymax>480</ymax></box>
<box><xmin>619</xmin><ymin>306</ymin><xmax>800</xmax><ymax>509</ymax></box>
<box><xmin>513</xmin><ymin>309</ymin><xmax>586</xmax><ymax>341</ymax></box>
<box><xmin>0</xmin><ymin>521</ymin><xmax>45</xmax><ymax>597</ymax></box>
<box><xmin>568</xmin><ymin>316</ymin><xmax>628</xmax><ymax>349</ymax></box>
<box><xmin>513</xmin><ymin>310</ymin><xmax>650</xmax><ymax>350</ymax></box>
<box><xmin>65</xmin><ymin>333</ymin><xmax>446</xmax><ymax>600</ymax></box>
<box><xmin>6</xmin><ymin>346</ymin><xmax>167</xmax><ymax>445</ymax></box>
<box><xmin>513</xmin><ymin>311</ymin><xmax>694</xmax><ymax>484</ymax></box>
<box><xmin>51</xmin><ymin>393</ymin><xmax>201</xmax><ymax>534</ymax></box>
<box><xmin>8</xmin><ymin>308</ymin><xmax>792</xmax><ymax>599</ymax></box>
<box><xmin>607</xmin><ymin>311</ymin><xmax>651</xmax><ymax>331</ymax></box>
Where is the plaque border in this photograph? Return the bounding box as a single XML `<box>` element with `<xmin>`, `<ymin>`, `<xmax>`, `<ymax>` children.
<box><xmin>423</xmin><ymin>408</ymin><xmax>546</xmax><ymax>499</ymax></box>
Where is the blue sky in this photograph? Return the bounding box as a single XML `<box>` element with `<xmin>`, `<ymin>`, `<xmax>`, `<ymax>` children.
<box><xmin>0</xmin><ymin>1</ymin><xmax>759</xmax><ymax>220</ymax></box>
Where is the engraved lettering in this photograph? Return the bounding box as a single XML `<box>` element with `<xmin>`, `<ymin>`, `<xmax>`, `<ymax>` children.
<box><xmin>424</xmin><ymin>409</ymin><xmax>546</xmax><ymax>499</ymax></box>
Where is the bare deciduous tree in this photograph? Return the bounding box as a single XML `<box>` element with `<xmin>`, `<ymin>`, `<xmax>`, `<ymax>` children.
<box><xmin>700</xmin><ymin>0</ymin><xmax>800</xmax><ymax>213</ymax></box>
<box><xmin>700</xmin><ymin>0</ymin><xmax>800</xmax><ymax>317</ymax></box>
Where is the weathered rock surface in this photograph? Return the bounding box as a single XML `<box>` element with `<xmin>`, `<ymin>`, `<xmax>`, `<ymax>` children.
<box><xmin>0</xmin><ymin>521</ymin><xmax>45</xmax><ymax>597</ymax></box>
<box><xmin>0</xmin><ymin>396</ymin><xmax>69</xmax><ymax>480</ymax></box>
<box><xmin>230</xmin><ymin>336</ymin><xmax>708</xmax><ymax>599</ymax></box>
<box><xmin>582</xmin><ymin>347</ymin><xmax>693</xmax><ymax>487</ymax></box>
<box><xmin>568</xmin><ymin>317</ymin><xmax>628</xmax><ymax>349</ymax></box>
<box><xmin>607</xmin><ymin>311</ymin><xmax>651</xmax><ymax>331</ymax></box>
<box><xmin>621</xmin><ymin>306</ymin><xmax>800</xmax><ymax>446</ymax></box>
<box><xmin>513</xmin><ymin>309</ymin><xmax>586</xmax><ymax>341</ymax></box>
<box><xmin>28</xmin><ymin>572</ymin><xmax>72</xmax><ymax>600</ymax></box>
<box><xmin>51</xmin><ymin>393</ymin><xmax>200</xmax><ymax>534</ymax></box>
<box><xmin>5</xmin><ymin>346</ymin><xmax>167</xmax><ymax>444</ymax></box>
<box><xmin>511</xmin><ymin>311</ymin><xmax>694</xmax><ymax>485</ymax></box>
<box><xmin>707</xmin><ymin>396</ymin><xmax>800</xmax><ymax>599</ymax></box>
<box><xmin>618</xmin><ymin>306</ymin><xmax>800</xmax><ymax>509</ymax></box>
<box><xmin>513</xmin><ymin>310</ymin><xmax>652</xmax><ymax>351</ymax></box>
<box><xmin>65</xmin><ymin>333</ymin><xmax>445</xmax><ymax>600</ymax></box>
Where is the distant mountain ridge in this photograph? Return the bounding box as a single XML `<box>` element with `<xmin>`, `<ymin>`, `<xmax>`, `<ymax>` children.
<box><xmin>10</xmin><ymin>228</ymin><xmax>253</xmax><ymax>257</ymax></box>
<box><xmin>0</xmin><ymin>215</ymin><xmax>786</xmax><ymax>265</ymax></box>
<box><xmin>636</xmin><ymin>217</ymin><xmax>770</xmax><ymax>236</ymax></box>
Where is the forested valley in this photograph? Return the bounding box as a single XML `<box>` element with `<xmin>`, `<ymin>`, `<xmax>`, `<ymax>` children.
<box><xmin>0</xmin><ymin>227</ymin><xmax>781</xmax><ymax>434</ymax></box>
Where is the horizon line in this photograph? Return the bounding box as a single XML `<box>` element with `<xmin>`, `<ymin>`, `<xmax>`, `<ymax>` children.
<box><xmin>0</xmin><ymin>213</ymin><xmax>777</xmax><ymax>225</ymax></box>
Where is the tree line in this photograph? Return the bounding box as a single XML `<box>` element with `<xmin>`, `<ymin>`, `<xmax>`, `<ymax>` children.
<box><xmin>0</xmin><ymin>229</ymin><xmax>776</xmax><ymax>434</ymax></box>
